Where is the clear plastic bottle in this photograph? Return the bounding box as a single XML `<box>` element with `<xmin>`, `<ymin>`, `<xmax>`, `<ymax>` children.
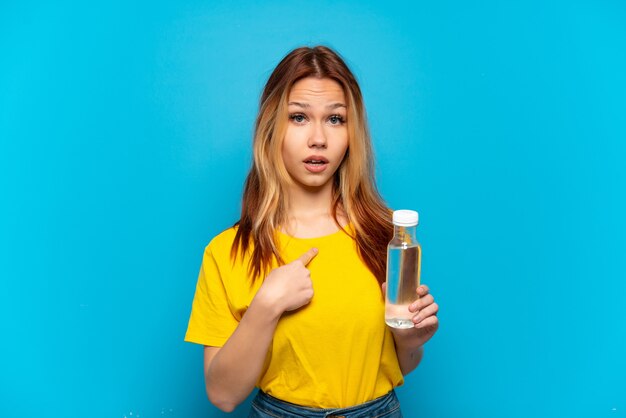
<box><xmin>385</xmin><ymin>210</ymin><xmax>421</xmax><ymax>329</ymax></box>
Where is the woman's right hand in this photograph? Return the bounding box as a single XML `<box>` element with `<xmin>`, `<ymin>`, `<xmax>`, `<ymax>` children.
<box><xmin>204</xmin><ymin>246</ymin><xmax>319</xmax><ymax>412</ymax></box>
<box><xmin>253</xmin><ymin>247</ymin><xmax>318</xmax><ymax>315</ymax></box>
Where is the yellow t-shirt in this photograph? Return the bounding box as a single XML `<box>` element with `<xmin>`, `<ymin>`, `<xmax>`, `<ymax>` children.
<box><xmin>184</xmin><ymin>226</ymin><xmax>404</xmax><ymax>408</ymax></box>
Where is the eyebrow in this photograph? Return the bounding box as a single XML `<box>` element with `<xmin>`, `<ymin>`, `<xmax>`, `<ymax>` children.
<box><xmin>288</xmin><ymin>102</ymin><xmax>347</xmax><ymax>110</ymax></box>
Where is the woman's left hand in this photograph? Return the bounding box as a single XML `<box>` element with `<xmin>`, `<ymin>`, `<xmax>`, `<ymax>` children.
<box><xmin>383</xmin><ymin>283</ymin><xmax>439</xmax><ymax>348</ymax></box>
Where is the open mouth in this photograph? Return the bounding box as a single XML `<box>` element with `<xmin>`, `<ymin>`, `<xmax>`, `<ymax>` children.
<box><xmin>303</xmin><ymin>156</ymin><xmax>329</xmax><ymax>165</ymax></box>
<box><xmin>303</xmin><ymin>156</ymin><xmax>329</xmax><ymax>172</ymax></box>
<box><xmin>304</xmin><ymin>159</ymin><xmax>327</xmax><ymax>165</ymax></box>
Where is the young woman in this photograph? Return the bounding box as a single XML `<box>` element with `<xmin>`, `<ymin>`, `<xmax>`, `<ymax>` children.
<box><xmin>185</xmin><ymin>46</ymin><xmax>439</xmax><ymax>417</ymax></box>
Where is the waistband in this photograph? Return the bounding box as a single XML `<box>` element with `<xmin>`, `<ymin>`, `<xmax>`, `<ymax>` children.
<box><xmin>251</xmin><ymin>390</ymin><xmax>402</xmax><ymax>418</ymax></box>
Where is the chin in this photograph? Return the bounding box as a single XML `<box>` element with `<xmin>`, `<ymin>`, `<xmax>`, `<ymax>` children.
<box><xmin>297</xmin><ymin>177</ymin><xmax>333</xmax><ymax>190</ymax></box>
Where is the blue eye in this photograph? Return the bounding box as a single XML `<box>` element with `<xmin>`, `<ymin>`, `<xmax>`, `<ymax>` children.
<box><xmin>289</xmin><ymin>114</ymin><xmax>306</xmax><ymax>123</ymax></box>
<box><xmin>329</xmin><ymin>115</ymin><xmax>345</xmax><ymax>125</ymax></box>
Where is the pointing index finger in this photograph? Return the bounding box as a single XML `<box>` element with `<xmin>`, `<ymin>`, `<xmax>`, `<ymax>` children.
<box><xmin>296</xmin><ymin>247</ymin><xmax>318</xmax><ymax>266</ymax></box>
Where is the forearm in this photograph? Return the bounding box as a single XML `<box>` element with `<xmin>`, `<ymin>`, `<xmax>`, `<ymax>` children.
<box><xmin>391</xmin><ymin>330</ymin><xmax>424</xmax><ymax>376</ymax></box>
<box><xmin>206</xmin><ymin>299</ymin><xmax>281</xmax><ymax>411</ymax></box>
<box><xmin>204</xmin><ymin>249</ymin><xmax>317</xmax><ymax>411</ymax></box>
<box><xmin>387</xmin><ymin>284</ymin><xmax>439</xmax><ymax>376</ymax></box>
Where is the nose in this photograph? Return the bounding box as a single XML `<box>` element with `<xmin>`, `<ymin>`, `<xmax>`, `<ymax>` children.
<box><xmin>308</xmin><ymin>121</ymin><xmax>327</xmax><ymax>149</ymax></box>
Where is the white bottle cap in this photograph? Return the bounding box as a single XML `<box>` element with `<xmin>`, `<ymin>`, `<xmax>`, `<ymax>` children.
<box><xmin>393</xmin><ymin>210</ymin><xmax>419</xmax><ymax>226</ymax></box>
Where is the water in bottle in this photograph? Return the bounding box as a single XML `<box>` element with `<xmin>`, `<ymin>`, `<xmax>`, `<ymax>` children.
<box><xmin>385</xmin><ymin>210</ymin><xmax>421</xmax><ymax>329</ymax></box>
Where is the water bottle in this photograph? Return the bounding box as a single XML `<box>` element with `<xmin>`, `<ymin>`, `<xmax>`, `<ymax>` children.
<box><xmin>385</xmin><ymin>210</ymin><xmax>421</xmax><ymax>329</ymax></box>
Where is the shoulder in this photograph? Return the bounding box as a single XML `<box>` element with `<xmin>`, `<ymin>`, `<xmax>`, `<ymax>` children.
<box><xmin>204</xmin><ymin>226</ymin><xmax>239</xmax><ymax>258</ymax></box>
<box><xmin>207</xmin><ymin>225</ymin><xmax>238</xmax><ymax>247</ymax></box>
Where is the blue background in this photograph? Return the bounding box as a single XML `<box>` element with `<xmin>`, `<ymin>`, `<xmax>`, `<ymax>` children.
<box><xmin>1</xmin><ymin>1</ymin><xmax>625</xmax><ymax>417</ymax></box>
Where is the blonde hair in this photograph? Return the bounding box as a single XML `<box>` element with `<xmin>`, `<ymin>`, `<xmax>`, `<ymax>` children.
<box><xmin>232</xmin><ymin>46</ymin><xmax>392</xmax><ymax>283</ymax></box>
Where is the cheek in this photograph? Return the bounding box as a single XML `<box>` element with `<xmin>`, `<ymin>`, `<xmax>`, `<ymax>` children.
<box><xmin>283</xmin><ymin>126</ymin><xmax>303</xmax><ymax>148</ymax></box>
<box><xmin>335</xmin><ymin>133</ymin><xmax>349</xmax><ymax>160</ymax></box>
<box><xmin>281</xmin><ymin>136</ymin><xmax>302</xmax><ymax>173</ymax></box>
<box><xmin>281</xmin><ymin>138</ymin><xmax>296</xmax><ymax>163</ymax></box>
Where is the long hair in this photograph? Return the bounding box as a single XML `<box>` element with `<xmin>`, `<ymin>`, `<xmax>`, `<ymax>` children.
<box><xmin>231</xmin><ymin>45</ymin><xmax>393</xmax><ymax>283</ymax></box>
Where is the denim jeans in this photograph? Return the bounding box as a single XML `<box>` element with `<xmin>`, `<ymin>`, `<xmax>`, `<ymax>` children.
<box><xmin>248</xmin><ymin>390</ymin><xmax>403</xmax><ymax>418</ymax></box>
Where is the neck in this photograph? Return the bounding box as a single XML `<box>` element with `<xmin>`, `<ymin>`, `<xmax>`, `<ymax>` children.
<box><xmin>283</xmin><ymin>181</ymin><xmax>346</xmax><ymax>238</ymax></box>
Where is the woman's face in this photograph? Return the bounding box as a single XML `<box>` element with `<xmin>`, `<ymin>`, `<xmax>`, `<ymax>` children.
<box><xmin>281</xmin><ymin>77</ymin><xmax>349</xmax><ymax>193</ymax></box>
